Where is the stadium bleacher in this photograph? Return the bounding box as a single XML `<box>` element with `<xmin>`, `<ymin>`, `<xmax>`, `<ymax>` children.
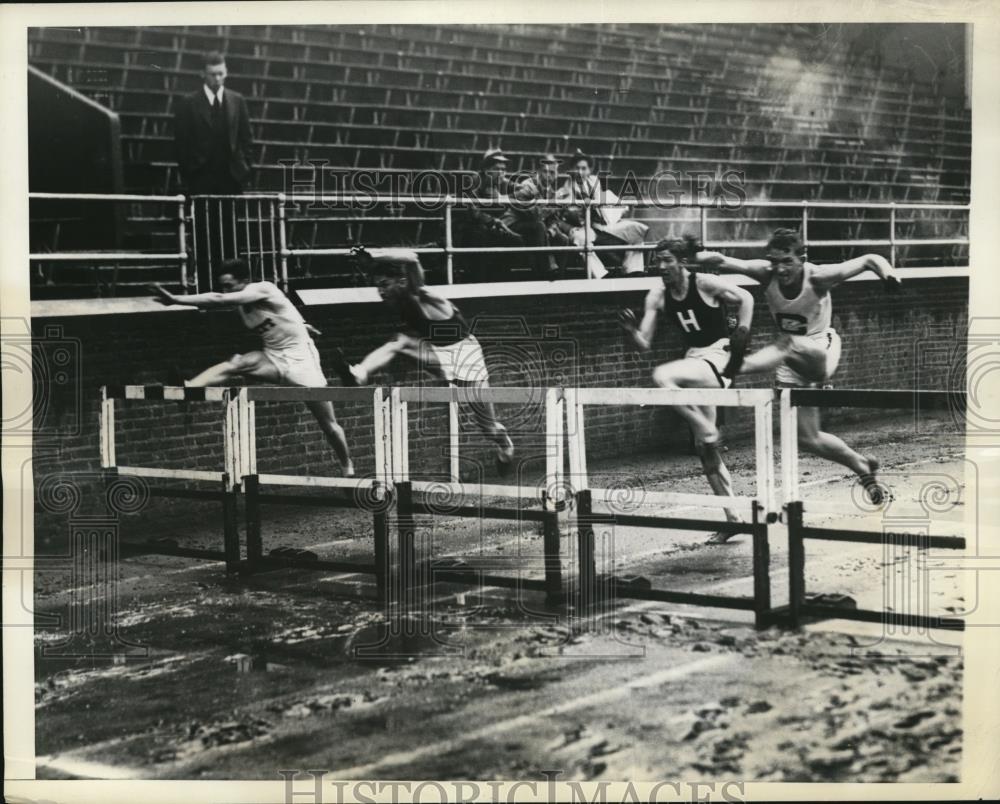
<box><xmin>27</xmin><ymin>23</ymin><xmax>970</xmax><ymax>295</ymax></box>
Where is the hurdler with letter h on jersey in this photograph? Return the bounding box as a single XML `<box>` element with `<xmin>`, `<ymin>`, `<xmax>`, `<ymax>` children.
<box><xmin>618</xmin><ymin>235</ymin><xmax>755</xmax><ymax>544</ymax></box>
<box><xmin>330</xmin><ymin>247</ymin><xmax>516</xmax><ymax>474</ymax></box>
<box><xmin>147</xmin><ymin>258</ymin><xmax>354</xmax><ymax>477</ymax></box>
<box><xmin>694</xmin><ymin>227</ymin><xmax>902</xmax><ymax>505</ymax></box>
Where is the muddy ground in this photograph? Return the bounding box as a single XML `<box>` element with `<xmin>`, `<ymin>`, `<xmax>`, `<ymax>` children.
<box><xmin>32</xmin><ymin>412</ymin><xmax>966</xmax><ymax>782</ymax></box>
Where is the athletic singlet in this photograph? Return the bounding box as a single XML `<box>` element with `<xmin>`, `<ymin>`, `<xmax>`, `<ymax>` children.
<box><xmin>236</xmin><ymin>282</ymin><xmax>312</xmax><ymax>354</ymax></box>
<box><xmin>661</xmin><ymin>274</ymin><xmax>729</xmax><ymax>349</ymax></box>
<box><xmin>764</xmin><ymin>263</ymin><xmax>832</xmax><ymax>336</ymax></box>
<box><xmin>399</xmin><ymin>291</ymin><xmax>470</xmax><ymax>346</ymax></box>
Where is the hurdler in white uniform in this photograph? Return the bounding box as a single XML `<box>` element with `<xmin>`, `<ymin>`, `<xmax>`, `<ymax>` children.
<box><xmin>692</xmin><ymin>228</ymin><xmax>902</xmax><ymax>506</ymax></box>
<box><xmin>763</xmin><ymin>262</ymin><xmax>842</xmax><ymax>387</ymax></box>
<box><xmin>148</xmin><ymin>261</ymin><xmax>354</xmax><ymax>475</ymax></box>
<box><xmin>236</xmin><ymin>282</ymin><xmax>327</xmax><ymax>387</ymax></box>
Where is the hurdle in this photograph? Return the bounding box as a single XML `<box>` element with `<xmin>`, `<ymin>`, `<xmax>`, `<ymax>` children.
<box><xmin>780</xmin><ymin>388</ymin><xmax>967</xmax><ymax>631</ymax></box>
<box><xmin>566</xmin><ymin>387</ymin><xmax>778</xmax><ymax>628</ymax></box>
<box><xmin>99</xmin><ymin>385</ymin><xmax>243</xmax><ymax>571</ymax></box>
<box><xmin>389</xmin><ymin>385</ymin><xmax>567</xmax><ymax>603</ymax></box>
<box><xmin>234</xmin><ymin>386</ymin><xmax>394</xmax><ymax>598</ymax></box>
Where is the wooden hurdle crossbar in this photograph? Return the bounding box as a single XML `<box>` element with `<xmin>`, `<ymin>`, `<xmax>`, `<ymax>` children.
<box><xmin>566</xmin><ymin>387</ymin><xmax>777</xmax><ymax>627</ymax></box>
<box><xmin>389</xmin><ymin>385</ymin><xmax>567</xmax><ymax>602</ymax></box>
<box><xmin>780</xmin><ymin>388</ymin><xmax>968</xmax><ymax>632</ymax></box>
<box><xmin>99</xmin><ymin>385</ymin><xmax>242</xmax><ymax>570</ymax></box>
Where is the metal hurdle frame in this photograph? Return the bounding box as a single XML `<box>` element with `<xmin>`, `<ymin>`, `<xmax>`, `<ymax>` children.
<box><xmin>235</xmin><ymin>386</ymin><xmax>394</xmax><ymax>599</ymax></box>
<box><xmin>780</xmin><ymin>388</ymin><xmax>968</xmax><ymax>631</ymax></box>
<box><xmin>99</xmin><ymin>384</ymin><xmax>243</xmax><ymax>571</ymax></box>
<box><xmin>389</xmin><ymin>385</ymin><xmax>567</xmax><ymax>603</ymax></box>
<box><xmin>566</xmin><ymin>387</ymin><xmax>778</xmax><ymax>628</ymax></box>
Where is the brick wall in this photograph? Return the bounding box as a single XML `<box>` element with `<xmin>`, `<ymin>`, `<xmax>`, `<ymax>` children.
<box><xmin>30</xmin><ymin>276</ymin><xmax>968</xmax><ymax>525</ymax></box>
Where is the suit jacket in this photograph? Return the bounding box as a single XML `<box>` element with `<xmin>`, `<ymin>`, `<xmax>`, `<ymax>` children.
<box><xmin>173</xmin><ymin>87</ymin><xmax>254</xmax><ymax>192</ymax></box>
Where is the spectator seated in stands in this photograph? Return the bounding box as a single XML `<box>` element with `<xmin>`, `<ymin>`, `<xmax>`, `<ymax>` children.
<box><xmin>508</xmin><ymin>153</ymin><xmax>579</xmax><ymax>278</ymax></box>
<box><xmin>556</xmin><ymin>149</ymin><xmax>650</xmax><ymax>277</ymax></box>
<box><xmin>453</xmin><ymin>148</ymin><xmax>551</xmax><ymax>282</ymax></box>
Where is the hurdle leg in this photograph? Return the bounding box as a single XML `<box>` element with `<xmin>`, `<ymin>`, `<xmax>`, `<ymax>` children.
<box><xmin>541</xmin><ymin>492</ymin><xmax>563</xmax><ymax>604</ymax></box>
<box><xmin>244</xmin><ymin>474</ymin><xmax>263</xmax><ymax>571</ymax></box>
<box><xmin>373</xmin><ymin>484</ymin><xmax>390</xmax><ymax>606</ymax></box>
<box><xmin>221</xmin><ymin>474</ymin><xmax>241</xmax><ymax>573</ymax></box>
<box><xmin>786</xmin><ymin>500</ymin><xmax>805</xmax><ymax>627</ymax></box>
<box><xmin>575</xmin><ymin>489</ymin><xmax>596</xmax><ymax>614</ymax></box>
<box><xmin>395</xmin><ymin>480</ymin><xmax>416</xmax><ymax>613</ymax></box>
<box><xmin>751</xmin><ymin>501</ymin><xmax>772</xmax><ymax>629</ymax></box>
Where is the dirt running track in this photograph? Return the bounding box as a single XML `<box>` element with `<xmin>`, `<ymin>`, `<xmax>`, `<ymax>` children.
<box><xmin>33</xmin><ymin>413</ymin><xmax>966</xmax><ymax>782</ymax></box>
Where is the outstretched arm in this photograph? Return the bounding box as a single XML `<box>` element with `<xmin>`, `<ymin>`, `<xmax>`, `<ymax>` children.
<box><xmin>694</xmin><ymin>250</ymin><xmax>772</xmax><ymax>284</ymax></box>
<box><xmin>618</xmin><ymin>287</ymin><xmax>661</xmax><ymax>352</ymax></box>
<box><xmin>147</xmin><ymin>283</ymin><xmax>270</xmax><ymax>309</ymax></box>
<box><xmin>810</xmin><ymin>253</ymin><xmax>900</xmax><ymax>292</ymax></box>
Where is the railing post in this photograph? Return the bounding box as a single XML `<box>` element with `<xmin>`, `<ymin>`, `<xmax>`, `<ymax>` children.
<box><xmin>277</xmin><ymin>192</ymin><xmax>289</xmax><ymax>292</ymax></box>
<box><xmin>584</xmin><ymin>202</ymin><xmax>593</xmax><ymax>278</ymax></box>
<box><xmin>889</xmin><ymin>202</ymin><xmax>897</xmax><ymax>265</ymax></box>
<box><xmin>228</xmin><ymin>195</ymin><xmax>238</xmax><ymax>263</ymax></box>
<box><xmin>801</xmin><ymin>200</ymin><xmax>809</xmax><ymax>247</ymax></box>
<box><xmin>176</xmin><ymin>195</ymin><xmax>188</xmax><ymax>292</ymax></box>
<box><xmin>190</xmin><ymin>197</ymin><xmax>201</xmax><ymax>294</ymax></box>
<box><xmin>100</xmin><ymin>387</ymin><xmax>117</xmax><ymax>470</ymax></box>
<box><xmin>241</xmin><ymin>197</ymin><xmax>252</xmax><ymax>278</ymax></box>
<box><xmin>444</xmin><ymin>196</ymin><xmax>454</xmax><ymax>284</ymax></box>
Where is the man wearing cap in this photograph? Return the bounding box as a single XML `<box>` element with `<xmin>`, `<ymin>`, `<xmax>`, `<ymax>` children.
<box><xmin>557</xmin><ymin>149</ymin><xmax>650</xmax><ymax>276</ymax></box>
<box><xmin>454</xmin><ymin>148</ymin><xmax>551</xmax><ymax>281</ymax></box>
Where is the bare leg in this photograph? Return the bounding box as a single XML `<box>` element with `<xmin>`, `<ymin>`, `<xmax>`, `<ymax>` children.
<box><xmin>305</xmin><ymin>400</ymin><xmax>354</xmax><ymax>476</ymax></box>
<box><xmin>797</xmin><ymin>405</ymin><xmax>868</xmax><ymax>474</ymax></box>
<box><xmin>186</xmin><ymin>352</ymin><xmax>281</xmax><ymax>386</ymax></box>
<box><xmin>457</xmin><ymin>378</ymin><xmax>514</xmax><ymax>458</ymax></box>
<box><xmin>696</xmin><ymin>405</ymin><xmax>740</xmax><ymax>525</ymax></box>
<box><xmin>737</xmin><ymin>342</ymin><xmax>795</xmax><ymax>376</ymax></box>
<box><xmin>796</xmin><ymin>404</ymin><xmax>882</xmax><ymax>503</ymax></box>
<box><xmin>652</xmin><ymin>361</ymin><xmax>720</xmax><ymax>444</ymax></box>
<box><xmin>652</xmin><ymin>360</ymin><xmax>742</xmax><ymax>541</ymax></box>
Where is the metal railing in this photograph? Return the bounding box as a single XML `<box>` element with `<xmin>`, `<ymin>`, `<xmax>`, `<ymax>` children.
<box><xmin>29</xmin><ymin>192</ymin><xmax>970</xmax><ymax>294</ymax></box>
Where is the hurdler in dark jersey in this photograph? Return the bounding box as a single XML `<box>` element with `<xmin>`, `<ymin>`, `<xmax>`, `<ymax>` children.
<box><xmin>617</xmin><ymin>236</ymin><xmax>755</xmax><ymax>543</ymax></box>
<box><xmin>660</xmin><ymin>267</ymin><xmax>731</xmax><ymax>349</ymax></box>
<box><xmin>331</xmin><ymin>247</ymin><xmax>516</xmax><ymax>471</ymax></box>
<box><xmin>398</xmin><ymin>290</ymin><xmax>471</xmax><ymax>346</ymax></box>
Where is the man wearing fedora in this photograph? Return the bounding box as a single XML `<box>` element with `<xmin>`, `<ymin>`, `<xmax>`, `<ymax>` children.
<box><xmin>454</xmin><ymin>148</ymin><xmax>551</xmax><ymax>282</ymax></box>
<box><xmin>557</xmin><ymin>149</ymin><xmax>650</xmax><ymax>277</ymax></box>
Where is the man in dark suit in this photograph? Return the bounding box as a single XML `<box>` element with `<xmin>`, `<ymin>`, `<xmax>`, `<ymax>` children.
<box><xmin>174</xmin><ymin>51</ymin><xmax>254</xmax><ymax>194</ymax></box>
<box><xmin>174</xmin><ymin>52</ymin><xmax>255</xmax><ymax>289</ymax></box>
